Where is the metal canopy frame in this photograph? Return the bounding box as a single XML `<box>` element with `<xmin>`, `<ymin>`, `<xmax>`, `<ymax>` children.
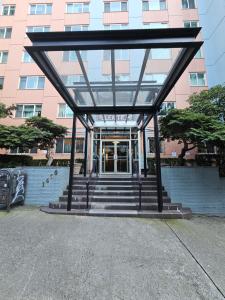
<box><xmin>25</xmin><ymin>28</ymin><xmax>203</xmax><ymax>129</ymax></box>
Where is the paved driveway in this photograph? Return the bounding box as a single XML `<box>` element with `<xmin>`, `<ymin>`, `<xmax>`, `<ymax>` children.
<box><xmin>0</xmin><ymin>207</ymin><xmax>224</xmax><ymax>300</ymax></box>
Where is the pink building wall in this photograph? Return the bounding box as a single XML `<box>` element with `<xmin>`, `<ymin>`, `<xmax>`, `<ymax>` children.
<box><xmin>0</xmin><ymin>0</ymin><xmax>207</xmax><ymax>159</ymax></box>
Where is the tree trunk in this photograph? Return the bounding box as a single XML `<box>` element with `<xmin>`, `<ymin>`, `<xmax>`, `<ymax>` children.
<box><xmin>46</xmin><ymin>146</ymin><xmax>54</xmax><ymax>166</ymax></box>
<box><xmin>178</xmin><ymin>142</ymin><xmax>196</xmax><ymax>166</ymax></box>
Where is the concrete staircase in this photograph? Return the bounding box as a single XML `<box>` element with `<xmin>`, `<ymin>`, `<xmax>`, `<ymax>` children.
<box><xmin>41</xmin><ymin>176</ymin><xmax>192</xmax><ymax>218</ymax></box>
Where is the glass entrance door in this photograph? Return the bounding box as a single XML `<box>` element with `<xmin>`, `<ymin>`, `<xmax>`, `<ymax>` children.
<box><xmin>102</xmin><ymin>141</ymin><xmax>115</xmax><ymax>173</ymax></box>
<box><xmin>116</xmin><ymin>141</ymin><xmax>129</xmax><ymax>173</ymax></box>
<box><xmin>101</xmin><ymin>140</ymin><xmax>130</xmax><ymax>174</ymax></box>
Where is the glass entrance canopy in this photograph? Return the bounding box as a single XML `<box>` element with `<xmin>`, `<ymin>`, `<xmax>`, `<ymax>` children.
<box><xmin>25</xmin><ymin>28</ymin><xmax>203</xmax><ymax>129</ymax></box>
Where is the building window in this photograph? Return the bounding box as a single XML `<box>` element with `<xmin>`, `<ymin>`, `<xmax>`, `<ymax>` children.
<box><xmin>160</xmin><ymin>102</ymin><xmax>176</xmax><ymax>115</ymax></box>
<box><xmin>65</xmin><ymin>25</ymin><xmax>89</xmax><ymax>31</ymax></box>
<box><xmin>61</xmin><ymin>75</ymin><xmax>85</xmax><ymax>86</ymax></box>
<box><xmin>182</xmin><ymin>0</ymin><xmax>196</xmax><ymax>9</ymax></box>
<box><xmin>15</xmin><ymin>104</ymin><xmax>42</xmax><ymax>118</ymax></box>
<box><xmin>150</xmin><ymin>48</ymin><xmax>171</xmax><ymax>59</ymax></box>
<box><xmin>26</xmin><ymin>26</ymin><xmax>50</xmax><ymax>33</ymax></box>
<box><xmin>148</xmin><ymin>137</ymin><xmax>164</xmax><ymax>153</ymax></box>
<box><xmin>143</xmin><ymin>22</ymin><xmax>168</xmax><ymax>29</ymax></box>
<box><xmin>143</xmin><ymin>0</ymin><xmax>166</xmax><ymax>11</ymax></box>
<box><xmin>104</xmin><ymin>2</ymin><xmax>128</xmax><ymax>13</ymax></box>
<box><xmin>0</xmin><ymin>77</ymin><xmax>4</xmax><ymax>89</ymax></box>
<box><xmin>63</xmin><ymin>51</ymin><xmax>87</xmax><ymax>62</ymax></box>
<box><xmin>144</xmin><ymin>73</ymin><xmax>167</xmax><ymax>85</ymax></box>
<box><xmin>104</xmin><ymin>24</ymin><xmax>128</xmax><ymax>30</ymax></box>
<box><xmin>0</xmin><ymin>51</ymin><xmax>8</xmax><ymax>64</ymax></box>
<box><xmin>2</xmin><ymin>5</ymin><xmax>16</xmax><ymax>16</ymax></box>
<box><xmin>184</xmin><ymin>20</ymin><xmax>198</xmax><ymax>28</ymax></box>
<box><xmin>22</xmin><ymin>51</ymin><xmax>34</xmax><ymax>63</ymax></box>
<box><xmin>66</xmin><ymin>3</ymin><xmax>89</xmax><ymax>13</ymax></box>
<box><xmin>58</xmin><ymin>104</ymin><xmax>73</xmax><ymax>118</ymax></box>
<box><xmin>0</xmin><ymin>27</ymin><xmax>12</xmax><ymax>39</ymax></box>
<box><xmin>10</xmin><ymin>147</ymin><xmax>38</xmax><ymax>154</ymax></box>
<box><xmin>56</xmin><ymin>138</ymin><xmax>84</xmax><ymax>153</ymax></box>
<box><xmin>195</xmin><ymin>48</ymin><xmax>203</xmax><ymax>59</ymax></box>
<box><xmin>189</xmin><ymin>72</ymin><xmax>206</xmax><ymax>86</ymax></box>
<box><xmin>29</xmin><ymin>4</ymin><xmax>52</xmax><ymax>15</ymax></box>
<box><xmin>103</xmin><ymin>49</ymin><xmax>129</xmax><ymax>60</ymax></box>
<box><xmin>19</xmin><ymin>76</ymin><xmax>45</xmax><ymax>89</ymax></box>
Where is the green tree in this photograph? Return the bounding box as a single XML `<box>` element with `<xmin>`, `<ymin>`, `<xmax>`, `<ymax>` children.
<box><xmin>0</xmin><ymin>103</ymin><xmax>15</xmax><ymax>118</ymax></box>
<box><xmin>160</xmin><ymin>109</ymin><xmax>214</xmax><ymax>165</ymax></box>
<box><xmin>0</xmin><ymin>124</ymin><xmax>45</xmax><ymax>150</ymax></box>
<box><xmin>189</xmin><ymin>85</ymin><xmax>225</xmax><ymax>118</ymax></box>
<box><xmin>25</xmin><ymin>116</ymin><xmax>67</xmax><ymax>165</ymax></box>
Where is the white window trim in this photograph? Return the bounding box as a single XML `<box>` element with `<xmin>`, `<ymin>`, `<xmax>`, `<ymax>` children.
<box><xmin>19</xmin><ymin>76</ymin><xmax>45</xmax><ymax>90</ymax></box>
<box><xmin>104</xmin><ymin>1</ymin><xmax>128</xmax><ymax>13</ymax></box>
<box><xmin>57</xmin><ymin>103</ymin><xmax>73</xmax><ymax>118</ymax></box>
<box><xmin>0</xmin><ymin>27</ymin><xmax>12</xmax><ymax>38</ymax></box>
<box><xmin>182</xmin><ymin>0</ymin><xmax>196</xmax><ymax>9</ymax></box>
<box><xmin>26</xmin><ymin>26</ymin><xmax>50</xmax><ymax>33</ymax></box>
<box><xmin>2</xmin><ymin>5</ymin><xmax>16</xmax><ymax>16</ymax></box>
<box><xmin>29</xmin><ymin>4</ymin><xmax>52</xmax><ymax>15</ymax></box>
<box><xmin>143</xmin><ymin>0</ymin><xmax>167</xmax><ymax>11</ymax></box>
<box><xmin>189</xmin><ymin>72</ymin><xmax>207</xmax><ymax>86</ymax></box>
<box><xmin>0</xmin><ymin>51</ymin><xmax>8</xmax><ymax>63</ymax></box>
<box><xmin>64</xmin><ymin>25</ymin><xmax>89</xmax><ymax>31</ymax></box>
<box><xmin>15</xmin><ymin>104</ymin><xmax>42</xmax><ymax>118</ymax></box>
<box><xmin>66</xmin><ymin>2</ymin><xmax>89</xmax><ymax>13</ymax></box>
<box><xmin>22</xmin><ymin>51</ymin><xmax>33</xmax><ymax>63</ymax></box>
<box><xmin>183</xmin><ymin>20</ymin><xmax>199</xmax><ymax>27</ymax></box>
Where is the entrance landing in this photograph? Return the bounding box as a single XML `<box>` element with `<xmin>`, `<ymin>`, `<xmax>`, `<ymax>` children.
<box><xmin>40</xmin><ymin>176</ymin><xmax>192</xmax><ymax>219</ymax></box>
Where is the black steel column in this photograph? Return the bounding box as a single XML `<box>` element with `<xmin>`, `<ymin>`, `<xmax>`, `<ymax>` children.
<box><xmin>67</xmin><ymin>114</ymin><xmax>77</xmax><ymax>211</ymax></box>
<box><xmin>143</xmin><ymin>128</ymin><xmax>147</xmax><ymax>178</ymax></box>
<box><xmin>153</xmin><ymin>112</ymin><xmax>163</xmax><ymax>212</ymax></box>
<box><xmin>83</xmin><ymin>115</ymin><xmax>88</xmax><ymax>177</ymax></box>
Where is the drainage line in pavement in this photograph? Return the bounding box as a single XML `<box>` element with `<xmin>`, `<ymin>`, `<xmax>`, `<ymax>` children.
<box><xmin>164</xmin><ymin>220</ymin><xmax>225</xmax><ymax>299</ymax></box>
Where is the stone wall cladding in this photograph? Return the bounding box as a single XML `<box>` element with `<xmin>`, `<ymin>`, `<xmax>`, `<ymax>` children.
<box><xmin>162</xmin><ymin>167</ymin><xmax>225</xmax><ymax>216</ymax></box>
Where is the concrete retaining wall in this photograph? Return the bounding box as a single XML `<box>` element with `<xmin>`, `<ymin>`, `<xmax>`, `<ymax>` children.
<box><xmin>19</xmin><ymin>167</ymin><xmax>69</xmax><ymax>206</ymax></box>
<box><xmin>162</xmin><ymin>167</ymin><xmax>225</xmax><ymax>215</ymax></box>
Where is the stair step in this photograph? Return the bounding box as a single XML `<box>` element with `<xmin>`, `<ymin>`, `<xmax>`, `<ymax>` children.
<box><xmin>59</xmin><ymin>195</ymin><xmax>171</xmax><ymax>203</ymax></box>
<box><xmin>63</xmin><ymin>190</ymin><xmax>168</xmax><ymax>197</ymax></box>
<box><xmin>41</xmin><ymin>206</ymin><xmax>192</xmax><ymax>219</ymax></box>
<box><xmin>49</xmin><ymin>201</ymin><xmax>181</xmax><ymax>211</ymax></box>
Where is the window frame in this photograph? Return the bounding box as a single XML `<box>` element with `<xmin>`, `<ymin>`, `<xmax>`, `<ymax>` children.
<box><xmin>182</xmin><ymin>0</ymin><xmax>196</xmax><ymax>9</ymax></box>
<box><xmin>2</xmin><ymin>5</ymin><xmax>16</xmax><ymax>16</ymax></box>
<box><xmin>142</xmin><ymin>0</ymin><xmax>167</xmax><ymax>11</ymax></box>
<box><xmin>22</xmin><ymin>51</ymin><xmax>34</xmax><ymax>63</ymax></box>
<box><xmin>104</xmin><ymin>1</ymin><xmax>128</xmax><ymax>13</ymax></box>
<box><xmin>26</xmin><ymin>26</ymin><xmax>51</xmax><ymax>33</ymax></box>
<box><xmin>143</xmin><ymin>22</ymin><xmax>168</xmax><ymax>29</ymax></box>
<box><xmin>0</xmin><ymin>51</ymin><xmax>8</xmax><ymax>64</ymax></box>
<box><xmin>15</xmin><ymin>104</ymin><xmax>42</xmax><ymax>118</ymax></box>
<box><xmin>56</xmin><ymin>137</ymin><xmax>84</xmax><ymax>153</ymax></box>
<box><xmin>0</xmin><ymin>27</ymin><xmax>12</xmax><ymax>39</ymax></box>
<box><xmin>29</xmin><ymin>3</ymin><xmax>52</xmax><ymax>15</ymax></box>
<box><xmin>0</xmin><ymin>77</ymin><xmax>4</xmax><ymax>89</ymax></box>
<box><xmin>65</xmin><ymin>25</ymin><xmax>89</xmax><ymax>31</ymax></box>
<box><xmin>19</xmin><ymin>76</ymin><xmax>45</xmax><ymax>90</ymax></box>
<box><xmin>58</xmin><ymin>103</ymin><xmax>73</xmax><ymax>118</ymax></box>
<box><xmin>66</xmin><ymin>2</ymin><xmax>89</xmax><ymax>13</ymax></box>
<box><xmin>183</xmin><ymin>20</ymin><xmax>199</xmax><ymax>28</ymax></box>
<box><xmin>189</xmin><ymin>72</ymin><xmax>206</xmax><ymax>86</ymax></box>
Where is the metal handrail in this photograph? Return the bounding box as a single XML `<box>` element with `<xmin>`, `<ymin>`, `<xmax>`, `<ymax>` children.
<box><xmin>132</xmin><ymin>158</ymin><xmax>142</xmax><ymax>210</ymax></box>
<box><xmin>86</xmin><ymin>168</ymin><xmax>93</xmax><ymax>210</ymax></box>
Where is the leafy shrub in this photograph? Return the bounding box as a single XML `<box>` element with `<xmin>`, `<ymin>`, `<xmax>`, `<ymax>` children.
<box><xmin>0</xmin><ymin>154</ymin><xmax>33</xmax><ymax>168</ymax></box>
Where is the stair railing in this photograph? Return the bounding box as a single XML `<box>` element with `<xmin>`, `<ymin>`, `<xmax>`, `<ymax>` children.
<box><xmin>132</xmin><ymin>158</ymin><xmax>142</xmax><ymax>211</ymax></box>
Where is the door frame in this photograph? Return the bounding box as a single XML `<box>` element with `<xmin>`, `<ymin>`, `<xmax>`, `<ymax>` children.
<box><xmin>100</xmin><ymin>139</ymin><xmax>131</xmax><ymax>175</ymax></box>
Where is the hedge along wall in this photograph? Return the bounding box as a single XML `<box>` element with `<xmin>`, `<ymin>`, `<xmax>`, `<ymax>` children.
<box><xmin>161</xmin><ymin>167</ymin><xmax>225</xmax><ymax>216</ymax></box>
<box><xmin>19</xmin><ymin>167</ymin><xmax>69</xmax><ymax>206</ymax></box>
